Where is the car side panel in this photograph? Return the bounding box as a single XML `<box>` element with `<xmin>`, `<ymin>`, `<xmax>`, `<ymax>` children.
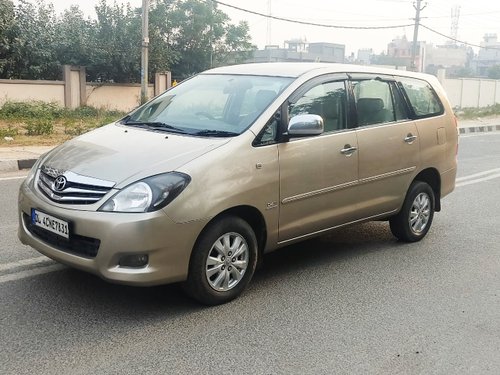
<box><xmin>355</xmin><ymin>120</ymin><xmax>420</xmax><ymax>217</ymax></box>
<box><xmin>277</xmin><ymin>130</ymin><xmax>360</xmax><ymax>241</ymax></box>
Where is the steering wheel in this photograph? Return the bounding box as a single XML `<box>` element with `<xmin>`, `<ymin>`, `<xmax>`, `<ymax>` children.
<box><xmin>195</xmin><ymin>111</ymin><xmax>215</xmax><ymax>120</ymax></box>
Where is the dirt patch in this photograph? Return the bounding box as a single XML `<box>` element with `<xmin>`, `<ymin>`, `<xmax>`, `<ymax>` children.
<box><xmin>0</xmin><ymin>120</ymin><xmax>79</xmax><ymax>147</ymax></box>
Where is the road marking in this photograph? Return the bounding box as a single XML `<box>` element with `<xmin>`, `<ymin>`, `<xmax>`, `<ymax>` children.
<box><xmin>0</xmin><ymin>264</ymin><xmax>65</xmax><ymax>284</ymax></box>
<box><xmin>456</xmin><ymin>173</ymin><xmax>500</xmax><ymax>188</ymax></box>
<box><xmin>460</xmin><ymin>132</ymin><xmax>500</xmax><ymax>138</ymax></box>
<box><xmin>0</xmin><ymin>256</ymin><xmax>53</xmax><ymax>272</ymax></box>
<box><xmin>0</xmin><ymin>175</ymin><xmax>27</xmax><ymax>181</ymax></box>
<box><xmin>456</xmin><ymin>168</ymin><xmax>500</xmax><ymax>182</ymax></box>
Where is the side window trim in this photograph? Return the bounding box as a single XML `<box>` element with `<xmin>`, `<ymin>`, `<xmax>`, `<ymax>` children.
<box><xmin>287</xmin><ymin>73</ymin><xmax>349</xmax><ymax>103</ymax></box>
<box><xmin>394</xmin><ymin>81</ymin><xmax>417</xmax><ymax>119</ymax></box>
<box><xmin>389</xmin><ymin>81</ymin><xmax>412</xmax><ymax>122</ymax></box>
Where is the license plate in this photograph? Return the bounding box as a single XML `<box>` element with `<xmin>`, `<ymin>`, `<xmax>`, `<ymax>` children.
<box><xmin>31</xmin><ymin>209</ymin><xmax>69</xmax><ymax>239</ymax></box>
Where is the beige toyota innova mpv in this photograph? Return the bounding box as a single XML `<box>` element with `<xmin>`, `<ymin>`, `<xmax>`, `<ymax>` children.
<box><xmin>18</xmin><ymin>63</ymin><xmax>458</xmax><ymax>305</ymax></box>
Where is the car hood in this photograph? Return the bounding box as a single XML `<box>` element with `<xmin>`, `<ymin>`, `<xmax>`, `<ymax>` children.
<box><xmin>41</xmin><ymin>123</ymin><xmax>229</xmax><ymax>187</ymax></box>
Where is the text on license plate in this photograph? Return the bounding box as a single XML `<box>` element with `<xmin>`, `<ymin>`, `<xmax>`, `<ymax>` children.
<box><xmin>31</xmin><ymin>209</ymin><xmax>69</xmax><ymax>239</ymax></box>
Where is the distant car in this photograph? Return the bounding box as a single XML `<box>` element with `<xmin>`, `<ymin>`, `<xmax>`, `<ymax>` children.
<box><xmin>18</xmin><ymin>63</ymin><xmax>458</xmax><ymax>305</ymax></box>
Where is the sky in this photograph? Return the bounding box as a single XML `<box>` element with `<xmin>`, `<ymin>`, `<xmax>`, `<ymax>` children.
<box><xmin>44</xmin><ymin>0</ymin><xmax>500</xmax><ymax>55</ymax></box>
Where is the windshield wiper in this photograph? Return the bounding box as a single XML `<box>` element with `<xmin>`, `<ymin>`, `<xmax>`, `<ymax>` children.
<box><xmin>123</xmin><ymin>121</ymin><xmax>187</xmax><ymax>134</ymax></box>
<box><xmin>192</xmin><ymin>130</ymin><xmax>239</xmax><ymax>137</ymax></box>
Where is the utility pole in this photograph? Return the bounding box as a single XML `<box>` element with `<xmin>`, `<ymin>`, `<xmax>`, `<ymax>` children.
<box><xmin>450</xmin><ymin>5</ymin><xmax>461</xmax><ymax>45</ymax></box>
<box><xmin>141</xmin><ymin>0</ymin><xmax>150</xmax><ymax>104</ymax></box>
<box><xmin>411</xmin><ymin>0</ymin><xmax>426</xmax><ymax>72</ymax></box>
<box><xmin>209</xmin><ymin>0</ymin><xmax>213</xmax><ymax>68</ymax></box>
<box><xmin>266</xmin><ymin>0</ymin><xmax>272</xmax><ymax>46</ymax></box>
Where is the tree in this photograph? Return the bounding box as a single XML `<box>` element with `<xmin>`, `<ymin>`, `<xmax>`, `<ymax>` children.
<box><xmin>487</xmin><ymin>65</ymin><xmax>500</xmax><ymax>80</ymax></box>
<box><xmin>9</xmin><ymin>0</ymin><xmax>60</xmax><ymax>79</ymax></box>
<box><xmin>213</xmin><ymin>21</ymin><xmax>254</xmax><ymax>66</ymax></box>
<box><xmin>148</xmin><ymin>0</ymin><xmax>180</xmax><ymax>78</ymax></box>
<box><xmin>0</xmin><ymin>0</ymin><xmax>255</xmax><ymax>82</ymax></box>
<box><xmin>455</xmin><ymin>67</ymin><xmax>474</xmax><ymax>78</ymax></box>
<box><xmin>155</xmin><ymin>0</ymin><xmax>255</xmax><ymax>79</ymax></box>
<box><xmin>88</xmin><ymin>0</ymin><xmax>142</xmax><ymax>82</ymax></box>
<box><xmin>0</xmin><ymin>0</ymin><xmax>17</xmax><ymax>78</ymax></box>
<box><xmin>53</xmin><ymin>6</ymin><xmax>95</xmax><ymax>68</ymax></box>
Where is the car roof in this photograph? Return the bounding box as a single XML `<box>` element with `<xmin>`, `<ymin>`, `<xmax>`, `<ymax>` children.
<box><xmin>203</xmin><ymin>62</ymin><xmax>435</xmax><ymax>81</ymax></box>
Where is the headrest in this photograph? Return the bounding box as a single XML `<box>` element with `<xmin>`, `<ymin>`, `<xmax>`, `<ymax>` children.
<box><xmin>357</xmin><ymin>98</ymin><xmax>384</xmax><ymax>112</ymax></box>
<box><xmin>323</xmin><ymin>96</ymin><xmax>339</xmax><ymax>118</ymax></box>
<box><xmin>255</xmin><ymin>90</ymin><xmax>277</xmax><ymax>111</ymax></box>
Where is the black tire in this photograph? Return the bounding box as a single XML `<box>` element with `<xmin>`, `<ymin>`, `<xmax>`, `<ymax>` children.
<box><xmin>183</xmin><ymin>216</ymin><xmax>258</xmax><ymax>305</ymax></box>
<box><xmin>389</xmin><ymin>181</ymin><xmax>435</xmax><ymax>242</ymax></box>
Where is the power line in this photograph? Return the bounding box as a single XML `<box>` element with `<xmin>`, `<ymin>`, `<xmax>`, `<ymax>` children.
<box><xmin>420</xmin><ymin>24</ymin><xmax>500</xmax><ymax>51</ymax></box>
<box><xmin>211</xmin><ymin>0</ymin><xmax>413</xmax><ymax>30</ymax></box>
<box><xmin>212</xmin><ymin>0</ymin><xmax>500</xmax><ymax>52</ymax></box>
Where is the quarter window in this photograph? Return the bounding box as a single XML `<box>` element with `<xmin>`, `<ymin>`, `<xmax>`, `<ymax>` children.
<box><xmin>399</xmin><ymin>77</ymin><xmax>443</xmax><ymax>117</ymax></box>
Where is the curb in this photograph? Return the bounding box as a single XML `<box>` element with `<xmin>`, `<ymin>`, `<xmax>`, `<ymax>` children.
<box><xmin>0</xmin><ymin>158</ymin><xmax>37</xmax><ymax>173</ymax></box>
<box><xmin>459</xmin><ymin>125</ymin><xmax>500</xmax><ymax>135</ymax></box>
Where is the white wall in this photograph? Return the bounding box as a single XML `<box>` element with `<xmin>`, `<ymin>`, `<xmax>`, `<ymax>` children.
<box><xmin>85</xmin><ymin>84</ymin><xmax>155</xmax><ymax>112</ymax></box>
<box><xmin>0</xmin><ymin>80</ymin><xmax>65</xmax><ymax>106</ymax></box>
<box><xmin>2</xmin><ymin>75</ymin><xmax>498</xmax><ymax>111</ymax></box>
<box><xmin>442</xmin><ymin>78</ymin><xmax>500</xmax><ymax>108</ymax></box>
<box><xmin>0</xmin><ymin>79</ymin><xmax>155</xmax><ymax>112</ymax></box>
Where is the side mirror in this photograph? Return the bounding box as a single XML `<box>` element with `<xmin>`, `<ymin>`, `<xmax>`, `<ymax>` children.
<box><xmin>287</xmin><ymin>114</ymin><xmax>324</xmax><ymax>136</ymax></box>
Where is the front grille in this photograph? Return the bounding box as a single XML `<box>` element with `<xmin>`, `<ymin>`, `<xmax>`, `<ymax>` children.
<box><xmin>23</xmin><ymin>213</ymin><xmax>100</xmax><ymax>258</ymax></box>
<box><xmin>37</xmin><ymin>165</ymin><xmax>115</xmax><ymax>205</ymax></box>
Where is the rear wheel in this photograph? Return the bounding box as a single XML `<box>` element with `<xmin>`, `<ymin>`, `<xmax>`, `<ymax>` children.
<box><xmin>389</xmin><ymin>181</ymin><xmax>435</xmax><ymax>242</ymax></box>
<box><xmin>183</xmin><ymin>216</ymin><xmax>258</xmax><ymax>305</ymax></box>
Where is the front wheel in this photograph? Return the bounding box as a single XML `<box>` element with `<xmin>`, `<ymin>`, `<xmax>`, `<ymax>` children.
<box><xmin>183</xmin><ymin>216</ymin><xmax>258</xmax><ymax>305</ymax></box>
<box><xmin>389</xmin><ymin>181</ymin><xmax>435</xmax><ymax>242</ymax></box>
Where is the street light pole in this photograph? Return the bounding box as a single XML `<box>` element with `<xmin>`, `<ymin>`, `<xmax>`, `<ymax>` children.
<box><xmin>141</xmin><ymin>0</ymin><xmax>150</xmax><ymax>104</ymax></box>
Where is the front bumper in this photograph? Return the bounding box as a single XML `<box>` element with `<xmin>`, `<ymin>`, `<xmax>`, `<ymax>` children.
<box><xmin>18</xmin><ymin>180</ymin><xmax>208</xmax><ymax>286</ymax></box>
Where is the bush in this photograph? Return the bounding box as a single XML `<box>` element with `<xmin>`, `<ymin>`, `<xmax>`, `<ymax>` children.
<box><xmin>25</xmin><ymin>118</ymin><xmax>54</xmax><ymax>135</ymax></box>
<box><xmin>0</xmin><ymin>101</ymin><xmax>126</xmax><ymax>141</ymax></box>
<box><xmin>0</xmin><ymin>125</ymin><xmax>19</xmax><ymax>137</ymax></box>
<box><xmin>457</xmin><ymin>104</ymin><xmax>500</xmax><ymax>120</ymax></box>
<box><xmin>0</xmin><ymin>101</ymin><xmax>64</xmax><ymax>120</ymax></box>
<box><xmin>64</xmin><ymin>123</ymin><xmax>89</xmax><ymax>136</ymax></box>
<box><xmin>69</xmin><ymin>106</ymin><xmax>99</xmax><ymax>118</ymax></box>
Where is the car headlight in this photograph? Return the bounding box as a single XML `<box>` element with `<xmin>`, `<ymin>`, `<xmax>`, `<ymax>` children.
<box><xmin>99</xmin><ymin>172</ymin><xmax>191</xmax><ymax>213</ymax></box>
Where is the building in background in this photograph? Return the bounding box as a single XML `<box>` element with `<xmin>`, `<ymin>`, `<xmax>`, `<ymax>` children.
<box><xmin>386</xmin><ymin>35</ymin><xmax>425</xmax><ymax>71</ymax></box>
<box><xmin>423</xmin><ymin>43</ymin><xmax>471</xmax><ymax>77</ymax></box>
<box><xmin>473</xmin><ymin>34</ymin><xmax>500</xmax><ymax>76</ymax></box>
<box><xmin>357</xmin><ymin>49</ymin><xmax>373</xmax><ymax>65</ymax></box>
<box><xmin>249</xmin><ymin>39</ymin><xmax>345</xmax><ymax>63</ymax></box>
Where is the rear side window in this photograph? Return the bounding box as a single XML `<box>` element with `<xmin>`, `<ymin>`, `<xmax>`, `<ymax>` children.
<box><xmin>352</xmin><ymin>79</ymin><xmax>395</xmax><ymax>126</ymax></box>
<box><xmin>399</xmin><ymin>77</ymin><xmax>443</xmax><ymax>118</ymax></box>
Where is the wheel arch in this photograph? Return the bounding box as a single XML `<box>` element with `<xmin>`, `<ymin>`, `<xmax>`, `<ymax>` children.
<box><xmin>195</xmin><ymin>205</ymin><xmax>268</xmax><ymax>257</ymax></box>
<box><xmin>413</xmin><ymin>168</ymin><xmax>441</xmax><ymax>211</ymax></box>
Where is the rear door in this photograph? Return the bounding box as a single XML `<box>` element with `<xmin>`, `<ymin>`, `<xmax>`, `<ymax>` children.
<box><xmin>350</xmin><ymin>75</ymin><xmax>420</xmax><ymax>218</ymax></box>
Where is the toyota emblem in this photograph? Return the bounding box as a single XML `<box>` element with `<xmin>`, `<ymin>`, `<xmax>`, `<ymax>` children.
<box><xmin>53</xmin><ymin>176</ymin><xmax>67</xmax><ymax>192</ymax></box>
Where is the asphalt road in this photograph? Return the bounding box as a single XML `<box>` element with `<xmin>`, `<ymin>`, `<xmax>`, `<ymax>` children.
<box><xmin>1</xmin><ymin>132</ymin><xmax>499</xmax><ymax>374</ymax></box>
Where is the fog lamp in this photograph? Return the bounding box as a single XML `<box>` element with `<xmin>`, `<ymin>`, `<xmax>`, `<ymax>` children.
<box><xmin>119</xmin><ymin>254</ymin><xmax>149</xmax><ymax>268</ymax></box>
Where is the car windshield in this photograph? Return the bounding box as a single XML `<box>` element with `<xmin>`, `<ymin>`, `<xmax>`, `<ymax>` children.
<box><xmin>124</xmin><ymin>74</ymin><xmax>293</xmax><ymax>137</ymax></box>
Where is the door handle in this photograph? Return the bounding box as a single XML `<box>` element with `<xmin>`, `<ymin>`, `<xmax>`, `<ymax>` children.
<box><xmin>340</xmin><ymin>145</ymin><xmax>357</xmax><ymax>156</ymax></box>
<box><xmin>404</xmin><ymin>134</ymin><xmax>418</xmax><ymax>143</ymax></box>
